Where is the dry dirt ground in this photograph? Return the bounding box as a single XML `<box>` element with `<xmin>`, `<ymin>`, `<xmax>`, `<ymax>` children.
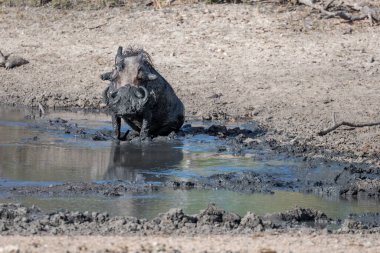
<box><xmin>1</xmin><ymin>233</ymin><xmax>380</xmax><ymax>253</ymax></box>
<box><xmin>0</xmin><ymin>2</ymin><xmax>380</xmax><ymax>252</ymax></box>
<box><xmin>1</xmin><ymin>2</ymin><xmax>380</xmax><ymax>164</ymax></box>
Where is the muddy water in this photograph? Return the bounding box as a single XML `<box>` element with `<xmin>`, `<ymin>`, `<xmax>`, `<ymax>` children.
<box><xmin>5</xmin><ymin>190</ymin><xmax>380</xmax><ymax>220</ymax></box>
<box><xmin>1</xmin><ymin>105</ymin><xmax>380</xmax><ymax>220</ymax></box>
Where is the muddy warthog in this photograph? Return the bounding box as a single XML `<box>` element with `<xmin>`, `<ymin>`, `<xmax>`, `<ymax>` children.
<box><xmin>106</xmin><ymin>85</ymin><xmax>149</xmax><ymax>139</ymax></box>
<box><xmin>101</xmin><ymin>46</ymin><xmax>185</xmax><ymax>140</ymax></box>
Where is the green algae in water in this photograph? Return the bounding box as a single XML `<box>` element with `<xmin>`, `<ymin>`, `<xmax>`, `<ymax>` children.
<box><xmin>4</xmin><ymin>189</ymin><xmax>380</xmax><ymax>220</ymax></box>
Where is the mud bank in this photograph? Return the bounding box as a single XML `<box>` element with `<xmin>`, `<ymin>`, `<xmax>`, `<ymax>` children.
<box><xmin>4</xmin><ymin>164</ymin><xmax>379</xmax><ymax>200</ymax></box>
<box><xmin>3</xmin><ymin>181</ymin><xmax>158</xmax><ymax>197</ymax></box>
<box><xmin>0</xmin><ymin>203</ymin><xmax>333</xmax><ymax>236</ymax></box>
<box><xmin>27</xmin><ymin>116</ymin><xmax>380</xmax><ymax>200</ymax></box>
<box><xmin>1</xmin><ymin>203</ymin><xmax>380</xmax><ymax>236</ymax></box>
<box><xmin>0</xmin><ymin>2</ymin><xmax>379</xmax><ymax>167</ymax></box>
<box><xmin>38</xmin><ymin>116</ymin><xmax>265</xmax><ymax>142</ymax></box>
<box><xmin>306</xmin><ymin>165</ymin><xmax>380</xmax><ymax>200</ymax></box>
<box><xmin>167</xmin><ymin>164</ymin><xmax>380</xmax><ymax>200</ymax></box>
<box><xmin>37</xmin><ymin>114</ymin><xmax>380</xmax><ymax>168</ymax></box>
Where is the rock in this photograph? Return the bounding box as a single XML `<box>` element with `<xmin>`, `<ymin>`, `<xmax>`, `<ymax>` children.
<box><xmin>243</xmin><ymin>137</ymin><xmax>256</xmax><ymax>145</ymax></box>
<box><xmin>240</xmin><ymin>212</ymin><xmax>263</xmax><ymax>231</ymax></box>
<box><xmin>4</xmin><ymin>55</ymin><xmax>29</xmax><ymax>69</ymax></box>
<box><xmin>263</xmin><ymin>207</ymin><xmax>330</xmax><ymax>229</ymax></box>
<box><xmin>207</xmin><ymin>125</ymin><xmax>227</xmax><ymax>136</ymax></box>
<box><xmin>0</xmin><ymin>245</ymin><xmax>20</xmax><ymax>253</ymax></box>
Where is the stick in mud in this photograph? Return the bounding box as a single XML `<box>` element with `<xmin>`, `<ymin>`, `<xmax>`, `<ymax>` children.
<box><xmin>297</xmin><ymin>0</ymin><xmax>380</xmax><ymax>25</ymax></box>
<box><xmin>318</xmin><ymin>121</ymin><xmax>380</xmax><ymax>136</ymax></box>
<box><xmin>38</xmin><ymin>102</ymin><xmax>45</xmax><ymax>117</ymax></box>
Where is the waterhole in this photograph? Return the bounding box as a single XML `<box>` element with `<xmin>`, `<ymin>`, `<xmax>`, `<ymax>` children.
<box><xmin>0</xmin><ymin>105</ymin><xmax>379</xmax><ymax>219</ymax></box>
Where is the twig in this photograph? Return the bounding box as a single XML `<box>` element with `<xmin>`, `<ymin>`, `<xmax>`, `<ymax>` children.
<box><xmin>86</xmin><ymin>17</ymin><xmax>113</xmax><ymax>30</ymax></box>
<box><xmin>334</xmin><ymin>11</ymin><xmax>367</xmax><ymax>22</ymax></box>
<box><xmin>331</xmin><ymin>112</ymin><xmax>337</xmax><ymax>125</ymax></box>
<box><xmin>318</xmin><ymin>121</ymin><xmax>380</xmax><ymax>136</ymax></box>
<box><xmin>324</xmin><ymin>0</ymin><xmax>335</xmax><ymax>10</ymax></box>
<box><xmin>38</xmin><ymin>102</ymin><xmax>45</xmax><ymax>117</ymax></box>
<box><xmin>88</xmin><ymin>23</ymin><xmax>108</xmax><ymax>30</ymax></box>
<box><xmin>298</xmin><ymin>0</ymin><xmax>379</xmax><ymax>24</ymax></box>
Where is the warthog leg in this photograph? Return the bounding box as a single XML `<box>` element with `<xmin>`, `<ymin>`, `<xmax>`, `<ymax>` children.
<box><xmin>140</xmin><ymin>111</ymin><xmax>152</xmax><ymax>140</ymax></box>
<box><xmin>112</xmin><ymin>115</ymin><xmax>121</xmax><ymax>140</ymax></box>
<box><xmin>118</xmin><ymin>130</ymin><xmax>130</xmax><ymax>141</ymax></box>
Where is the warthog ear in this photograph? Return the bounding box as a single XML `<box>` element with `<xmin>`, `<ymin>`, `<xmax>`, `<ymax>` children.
<box><xmin>115</xmin><ymin>46</ymin><xmax>124</xmax><ymax>70</ymax></box>
<box><xmin>116</xmin><ymin>46</ymin><xmax>122</xmax><ymax>58</ymax></box>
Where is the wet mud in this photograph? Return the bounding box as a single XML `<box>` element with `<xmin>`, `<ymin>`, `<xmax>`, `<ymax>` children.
<box><xmin>39</xmin><ymin>116</ymin><xmax>266</xmax><ymax>143</ymax></box>
<box><xmin>169</xmin><ymin>165</ymin><xmax>380</xmax><ymax>200</ymax></box>
<box><xmin>168</xmin><ymin>172</ymin><xmax>286</xmax><ymax>194</ymax></box>
<box><xmin>0</xmin><ymin>203</ymin><xmax>338</xmax><ymax>236</ymax></box>
<box><xmin>5</xmin><ymin>164</ymin><xmax>378</xmax><ymax>201</ymax></box>
<box><xmin>2</xmin><ymin>202</ymin><xmax>380</xmax><ymax>236</ymax></box>
<box><xmin>6</xmin><ymin>115</ymin><xmax>379</xmax><ymax>201</ymax></box>
<box><xmin>304</xmin><ymin>165</ymin><xmax>380</xmax><ymax>200</ymax></box>
<box><xmin>1</xmin><ymin>109</ymin><xmax>380</xmax><ymax>236</ymax></box>
<box><xmin>341</xmin><ymin>213</ymin><xmax>380</xmax><ymax>232</ymax></box>
<box><xmin>4</xmin><ymin>181</ymin><xmax>158</xmax><ymax>197</ymax></box>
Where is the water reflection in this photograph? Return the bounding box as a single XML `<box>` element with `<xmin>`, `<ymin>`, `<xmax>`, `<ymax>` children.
<box><xmin>104</xmin><ymin>142</ymin><xmax>184</xmax><ymax>181</ymax></box>
<box><xmin>0</xmin><ymin>143</ymin><xmax>111</xmax><ymax>182</ymax></box>
<box><xmin>1</xmin><ymin>105</ymin><xmax>380</xmax><ymax>220</ymax></box>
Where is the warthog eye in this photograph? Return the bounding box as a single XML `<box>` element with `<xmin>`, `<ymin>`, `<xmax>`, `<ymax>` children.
<box><xmin>111</xmin><ymin>91</ymin><xmax>118</xmax><ymax>99</ymax></box>
<box><xmin>116</xmin><ymin>62</ymin><xmax>124</xmax><ymax>71</ymax></box>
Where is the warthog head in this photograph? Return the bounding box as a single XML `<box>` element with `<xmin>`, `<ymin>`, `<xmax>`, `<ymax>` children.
<box><xmin>108</xmin><ymin>85</ymin><xmax>149</xmax><ymax>116</ymax></box>
<box><xmin>101</xmin><ymin>46</ymin><xmax>158</xmax><ymax>89</ymax></box>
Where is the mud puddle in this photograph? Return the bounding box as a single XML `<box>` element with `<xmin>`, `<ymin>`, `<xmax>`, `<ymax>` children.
<box><xmin>2</xmin><ymin>190</ymin><xmax>380</xmax><ymax>220</ymax></box>
<box><xmin>0</xmin><ymin>105</ymin><xmax>380</xmax><ymax>221</ymax></box>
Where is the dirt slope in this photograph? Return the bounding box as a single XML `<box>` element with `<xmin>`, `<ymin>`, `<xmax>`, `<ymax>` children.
<box><xmin>0</xmin><ymin>3</ymin><xmax>379</xmax><ymax>162</ymax></box>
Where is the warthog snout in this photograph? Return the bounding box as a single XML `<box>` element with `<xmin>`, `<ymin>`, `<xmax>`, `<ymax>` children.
<box><xmin>110</xmin><ymin>85</ymin><xmax>149</xmax><ymax>108</ymax></box>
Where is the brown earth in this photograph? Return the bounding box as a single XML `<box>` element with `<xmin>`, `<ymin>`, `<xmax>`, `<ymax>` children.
<box><xmin>0</xmin><ymin>233</ymin><xmax>380</xmax><ymax>253</ymax></box>
<box><xmin>0</xmin><ymin>2</ymin><xmax>380</xmax><ymax>251</ymax></box>
<box><xmin>1</xmin><ymin>2</ymin><xmax>380</xmax><ymax>166</ymax></box>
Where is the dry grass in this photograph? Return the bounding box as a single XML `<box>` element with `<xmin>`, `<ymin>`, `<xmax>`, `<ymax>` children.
<box><xmin>0</xmin><ymin>0</ymin><xmax>232</xmax><ymax>9</ymax></box>
<box><xmin>0</xmin><ymin>0</ymin><xmax>132</xmax><ymax>9</ymax></box>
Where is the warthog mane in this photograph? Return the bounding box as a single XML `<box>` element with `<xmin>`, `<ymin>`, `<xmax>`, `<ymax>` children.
<box><xmin>122</xmin><ymin>46</ymin><xmax>154</xmax><ymax>67</ymax></box>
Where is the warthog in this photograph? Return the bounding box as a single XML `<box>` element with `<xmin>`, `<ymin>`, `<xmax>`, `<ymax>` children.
<box><xmin>106</xmin><ymin>85</ymin><xmax>149</xmax><ymax>139</ymax></box>
<box><xmin>101</xmin><ymin>46</ymin><xmax>185</xmax><ymax>140</ymax></box>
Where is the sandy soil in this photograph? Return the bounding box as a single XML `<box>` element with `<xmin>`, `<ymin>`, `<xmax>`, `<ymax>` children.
<box><xmin>1</xmin><ymin>2</ymin><xmax>380</xmax><ymax>252</ymax></box>
<box><xmin>1</xmin><ymin>2</ymin><xmax>380</xmax><ymax>164</ymax></box>
<box><xmin>0</xmin><ymin>233</ymin><xmax>380</xmax><ymax>253</ymax></box>
<box><xmin>0</xmin><ymin>4</ymin><xmax>380</xmax><ymax>162</ymax></box>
